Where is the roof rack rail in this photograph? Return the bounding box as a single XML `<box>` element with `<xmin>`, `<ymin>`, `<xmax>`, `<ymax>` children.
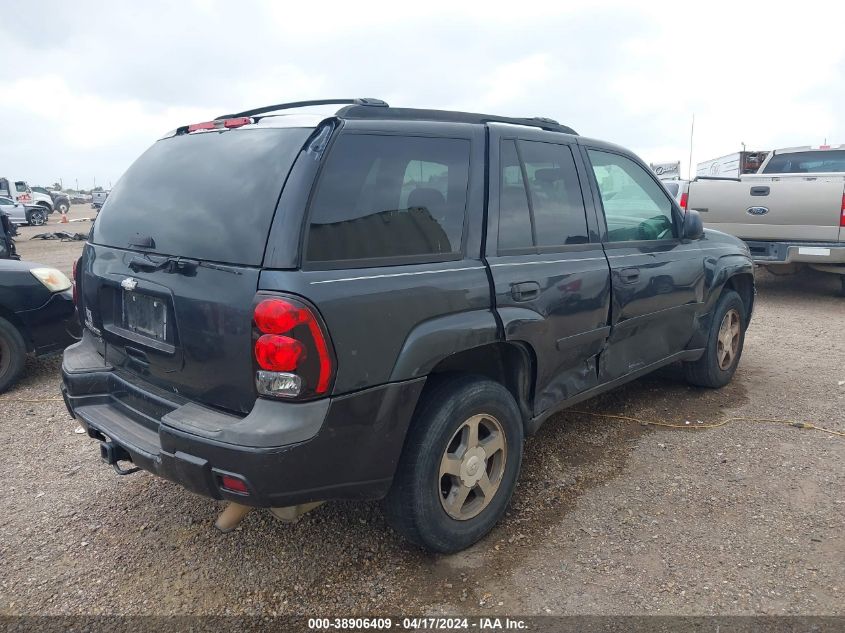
<box><xmin>217</xmin><ymin>98</ymin><xmax>388</xmax><ymax>120</ymax></box>
<box><xmin>335</xmin><ymin>105</ymin><xmax>577</xmax><ymax>135</ymax></box>
<box><xmin>529</xmin><ymin>116</ymin><xmax>561</xmax><ymax>125</ymax></box>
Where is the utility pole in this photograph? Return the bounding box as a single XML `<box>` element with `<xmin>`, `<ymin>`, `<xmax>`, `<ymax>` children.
<box><xmin>75</xmin><ymin>178</ymin><xmax>79</xmax><ymax>192</ymax></box>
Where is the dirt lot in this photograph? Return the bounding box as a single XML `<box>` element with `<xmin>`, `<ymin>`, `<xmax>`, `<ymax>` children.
<box><xmin>1</xmin><ymin>207</ymin><xmax>843</xmax><ymax>616</ymax></box>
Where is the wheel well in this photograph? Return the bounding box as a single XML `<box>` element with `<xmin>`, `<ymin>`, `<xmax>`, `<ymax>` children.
<box><xmin>724</xmin><ymin>273</ymin><xmax>754</xmax><ymax>321</ymax></box>
<box><xmin>0</xmin><ymin>307</ymin><xmax>33</xmax><ymax>352</ymax></box>
<box><xmin>426</xmin><ymin>342</ymin><xmax>534</xmax><ymax>426</ymax></box>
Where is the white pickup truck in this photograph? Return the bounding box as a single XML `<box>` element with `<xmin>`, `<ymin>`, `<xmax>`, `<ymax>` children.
<box><xmin>687</xmin><ymin>145</ymin><xmax>845</xmax><ymax>295</ymax></box>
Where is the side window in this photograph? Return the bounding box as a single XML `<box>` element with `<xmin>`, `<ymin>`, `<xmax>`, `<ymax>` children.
<box><xmin>306</xmin><ymin>134</ymin><xmax>470</xmax><ymax>264</ymax></box>
<box><xmin>497</xmin><ymin>140</ymin><xmax>533</xmax><ymax>251</ymax></box>
<box><xmin>15</xmin><ymin>182</ymin><xmax>28</xmax><ymax>193</ymax></box>
<box><xmin>497</xmin><ymin>139</ymin><xmax>588</xmax><ymax>252</ymax></box>
<box><xmin>520</xmin><ymin>141</ymin><xmax>588</xmax><ymax>246</ymax></box>
<box><xmin>587</xmin><ymin>150</ymin><xmax>675</xmax><ymax>242</ymax></box>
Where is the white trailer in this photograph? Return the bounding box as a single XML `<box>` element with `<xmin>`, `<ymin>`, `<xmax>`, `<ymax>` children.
<box><xmin>696</xmin><ymin>151</ymin><xmax>769</xmax><ymax>179</ymax></box>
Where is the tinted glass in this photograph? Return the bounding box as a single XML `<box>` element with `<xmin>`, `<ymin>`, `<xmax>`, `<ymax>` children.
<box><xmin>588</xmin><ymin>150</ymin><xmax>675</xmax><ymax>242</ymax></box>
<box><xmin>306</xmin><ymin>134</ymin><xmax>469</xmax><ymax>263</ymax></box>
<box><xmin>663</xmin><ymin>182</ymin><xmax>679</xmax><ymax>196</ymax></box>
<box><xmin>93</xmin><ymin>128</ymin><xmax>310</xmax><ymax>266</ymax></box>
<box><xmin>520</xmin><ymin>141</ymin><xmax>588</xmax><ymax>246</ymax></box>
<box><xmin>15</xmin><ymin>182</ymin><xmax>28</xmax><ymax>192</ymax></box>
<box><xmin>498</xmin><ymin>140</ymin><xmax>534</xmax><ymax>251</ymax></box>
<box><xmin>762</xmin><ymin>150</ymin><xmax>845</xmax><ymax>174</ymax></box>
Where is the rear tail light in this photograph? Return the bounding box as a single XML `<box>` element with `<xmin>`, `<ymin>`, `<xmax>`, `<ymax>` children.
<box><xmin>252</xmin><ymin>295</ymin><xmax>334</xmax><ymax>399</ymax></box>
<box><xmin>254</xmin><ymin>335</ymin><xmax>304</xmax><ymax>371</ymax></box>
<box><xmin>72</xmin><ymin>257</ymin><xmax>81</xmax><ymax>305</ymax></box>
<box><xmin>679</xmin><ymin>192</ymin><xmax>689</xmax><ymax>211</ymax></box>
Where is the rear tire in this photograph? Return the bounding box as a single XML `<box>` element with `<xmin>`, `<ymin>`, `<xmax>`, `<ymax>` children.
<box><xmin>57</xmin><ymin>202</ymin><xmax>69</xmax><ymax>214</ymax></box>
<box><xmin>383</xmin><ymin>375</ymin><xmax>523</xmax><ymax>553</ymax></box>
<box><xmin>0</xmin><ymin>317</ymin><xmax>27</xmax><ymax>394</ymax></box>
<box><xmin>684</xmin><ymin>289</ymin><xmax>746</xmax><ymax>388</ymax></box>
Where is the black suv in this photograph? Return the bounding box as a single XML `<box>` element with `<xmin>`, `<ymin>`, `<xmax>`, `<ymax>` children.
<box><xmin>62</xmin><ymin>98</ymin><xmax>754</xmax><ymax>553</ymax></box>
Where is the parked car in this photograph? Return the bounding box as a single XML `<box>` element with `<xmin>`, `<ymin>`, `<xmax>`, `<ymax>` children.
<box><xmin>687</xmin><ymin>144</ymin><xmax>845</xmax><ymax>294</ymax></box>
<box><xmin>62</xmin><ymin>98</ymin><xmax>755</xmax><ymax>553</ymax></box>
<box><xmin>0</xmin><ymin>259</ymin><xmax>78</xmax><ymax>392</ymax></box>
<box><xmin>91</xmin><ymin>190</ymin><xmax>109</xmax><ymax>209</ymax></box>
<box><xmin>0</xmin><ymin>196</ymin><xmax>49</xmax><ymax>226</ymax></box>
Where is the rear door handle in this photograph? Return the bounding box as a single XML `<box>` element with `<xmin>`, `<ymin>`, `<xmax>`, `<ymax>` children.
<box><xmin>619</xmin><ymin>268</ymin><xmax>640</xmax><ymax>284</ymax></box>
<box><xmin>511</xmin><ymin>281</ymin><xmax>540</xmax><ymax>302</ymax></box>
<box><xmin>750</xmin><ymin>186</ymin><xmax>770</xmax><ymax>196</ymax></box>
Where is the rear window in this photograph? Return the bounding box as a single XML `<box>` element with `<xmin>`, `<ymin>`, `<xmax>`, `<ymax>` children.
<box><xmin>93</xmin><ymin>127</ymin><xmax>311</xmax><ymax>266</ymax></box>
<box><xmin>663</xmin><ymin>182</ymin><xmax>679</xmax><ymax>196</ymax></box>
<box><xmin>305</xmin><ymin>134</ymin><xmax>470</xmax><ymax>264</ymax></box>
<box><xmin>762</xmin><ymin>150</ymin><xmax>845</xmax><ymax>174</ymax></box>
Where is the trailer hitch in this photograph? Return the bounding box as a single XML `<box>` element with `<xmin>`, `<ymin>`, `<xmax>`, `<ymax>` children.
<box><xmin>100</xmin><ymin>441</ymin><xmax>140</xmax><ymax>476</ymax></box>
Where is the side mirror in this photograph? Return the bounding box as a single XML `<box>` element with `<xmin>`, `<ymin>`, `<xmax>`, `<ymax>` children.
<box><xmin>682</xmin><ymin>209</ymin><xmax>704</xmax><ymax>240</ymax></box>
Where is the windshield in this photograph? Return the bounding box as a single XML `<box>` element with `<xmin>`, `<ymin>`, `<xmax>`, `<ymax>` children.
<box><xmin>762</xmin><ymin>150</ymin><xmax>845</xmax><ymax>174</ymax></box>
<box><xmin>93</xmin><ymin>127</ymin><xmax>312</xmax><ymax>266</ymax></box>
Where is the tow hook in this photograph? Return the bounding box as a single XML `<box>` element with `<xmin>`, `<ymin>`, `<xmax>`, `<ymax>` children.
<box><xmin>99</xmin><ymin>441</ymin><xmax>140</xmax><ymax>476</ymax></box>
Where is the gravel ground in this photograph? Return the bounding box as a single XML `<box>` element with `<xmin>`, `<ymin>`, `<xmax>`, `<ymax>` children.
<box><xmin>1</xmin><ymin>212</ymin><xmax>843</xmax><ymax>616</ymax></box>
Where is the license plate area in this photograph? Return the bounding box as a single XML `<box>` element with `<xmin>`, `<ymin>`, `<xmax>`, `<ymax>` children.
<box><xmin>122</xmin><ymin>292</ymin><xmax>168</xmax><ymax>343</ymax></box>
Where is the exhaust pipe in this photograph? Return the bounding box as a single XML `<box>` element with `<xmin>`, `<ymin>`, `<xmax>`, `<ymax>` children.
<box><xmin>100</xmin><ymin>441</ymin><xmax>139</xmax><ymax>475</ymax></box>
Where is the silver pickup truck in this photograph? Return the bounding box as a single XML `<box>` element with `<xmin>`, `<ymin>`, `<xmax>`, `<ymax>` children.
<box><xmin>687</xmin><ymin>145</ymin><xmax>845</xmax><ymax>294</ymax></box>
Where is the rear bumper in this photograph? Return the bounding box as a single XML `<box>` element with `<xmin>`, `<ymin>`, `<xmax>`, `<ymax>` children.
<box><xmin>62</xmin><ymin>333</ymin><xmax>425</xmax><ymax>507</ymax></box>
<box><xmin>744</xmin><ymin>240</ymin><xmax>845</xmax><ymax>266</ymax></box>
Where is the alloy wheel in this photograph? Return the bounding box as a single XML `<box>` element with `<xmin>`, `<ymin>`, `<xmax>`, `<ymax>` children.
<box><xmin>438</xmin><ymin>413</ymin><xmax>508</xmax><ymax>521</ymax></box>
<box><xmin>29</xmin><ymin>210</ymin><xmax>47</xmax><ymax>226</ymax></box>
<box><xmin>717</xmin><ymin>308</ymin><xmax>741</xmax><ymax>370</ymax></box>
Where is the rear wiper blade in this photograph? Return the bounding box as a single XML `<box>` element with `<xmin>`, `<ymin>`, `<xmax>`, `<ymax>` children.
<box><xmin>197</xmin><ymin>261</ymin><xmax>242</xmax><ymax>275</ymax></box>
<box><xmin>128</xmin><ymin>254</ymin><xmax>198</xmax><ymax>276</ymax></box>
<box><xmin>127</xmin><ymin>254</ymin><xmax>241</xmax><ymax>276</ymax></box>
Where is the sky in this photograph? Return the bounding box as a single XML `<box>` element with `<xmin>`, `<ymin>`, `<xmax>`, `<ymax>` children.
<box><xmin>2</xmin><ymin>0</ymin><xmax>844</xmax><ymax>189</ymax></box>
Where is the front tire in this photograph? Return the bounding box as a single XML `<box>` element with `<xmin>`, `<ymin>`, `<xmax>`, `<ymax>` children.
<box><xmin>0</xmin><ymin>317</ymin><xmax>27</xmax><ymax>394</ymax></box>
<box><xmin>383</xmin><ymin>375</ymin><xmax>523</xmax><ymax>553</ymax></box>
<box><xmin>684</xmin><ymin>289</ymin><xmax>746</xmax><ymax>388</ymax></box>
<box><xmin>26</xmin><ymin>208</ymin><xmax>47</xmax><ymax>226</ymax></box>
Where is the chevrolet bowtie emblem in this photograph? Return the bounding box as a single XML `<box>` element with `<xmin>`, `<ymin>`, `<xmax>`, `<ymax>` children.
<box><xmin>121</xmin><ymin>277</ymin><xmax>138</xmax><ymax>291</ymax></box>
